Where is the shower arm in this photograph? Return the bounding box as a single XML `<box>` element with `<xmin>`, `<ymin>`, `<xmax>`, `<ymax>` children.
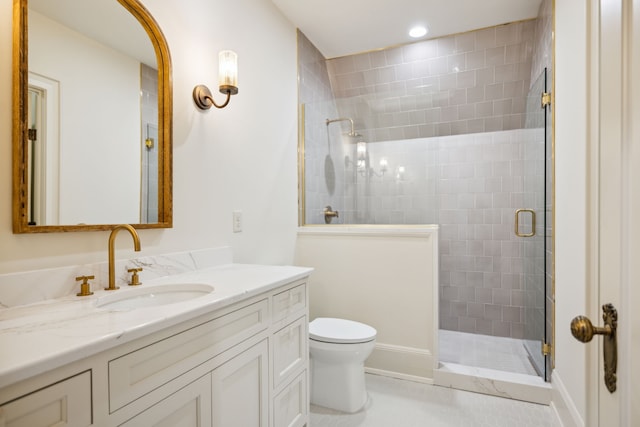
<box><xmin>327</xmin><ymin>117</ymin><xmax>387</xmax><ymax>177</ymax></box>
<box><xmin>326</xmin><ymin>117</ymin><xmax>357</xmax><ymax>137</ymax></box>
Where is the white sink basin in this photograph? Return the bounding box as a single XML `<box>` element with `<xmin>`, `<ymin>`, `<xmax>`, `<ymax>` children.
<box><xmin>96</xmin><ymin>284</ymin><xmax>214</xmax><ymax>310</ymax></box>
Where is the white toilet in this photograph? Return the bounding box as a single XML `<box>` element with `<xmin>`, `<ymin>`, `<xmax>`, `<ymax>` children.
<box><xmin>309</xmin><ymin>317</ymin><xmax>377</xmax><ymax>413</ymax></box>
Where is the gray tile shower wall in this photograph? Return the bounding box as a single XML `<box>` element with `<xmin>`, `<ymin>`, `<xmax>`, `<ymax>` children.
<box><xmin>349</xmin><ymin>130</ymin><xmax>534</xmax><ymax>339</ymax></box>
<box><xmin>437</xmin><ymin>131</ymin><xmax>530</xmax><ymax>339</ymax></box>
<box><xmin>326</xmin><ymin>20</ymin><xmax>536</xmax><ymax>142</ymax></box>
<box><xmin>298</xmin><ymin>31</ymin><xmax>346</xmax><ymax>224</ymax></box>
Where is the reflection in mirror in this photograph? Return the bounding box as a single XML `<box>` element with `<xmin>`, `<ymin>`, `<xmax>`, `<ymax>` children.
<box><xmin>12</xmin><ymin>0</ymin><xmax>173</xmax><ymax>232</ymax></box>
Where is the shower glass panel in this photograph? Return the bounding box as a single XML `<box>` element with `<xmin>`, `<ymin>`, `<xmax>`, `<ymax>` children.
<box><xmin>300</xmin><ymin>107</ymin><xmax>440</xmax><ymax>227</ymax></box>
<box><xmin>521</xmin><ymin>68</ymin><xmax>549</xmax><ymax>381</ymax></box>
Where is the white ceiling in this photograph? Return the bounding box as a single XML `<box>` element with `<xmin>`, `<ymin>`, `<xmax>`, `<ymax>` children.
<box><xmin>29</xmin><ymin>0</ymin><xmax>156</xmax><ymax>67</ymax></box>
<box><xmin>271</xmin><ymin>0</ymin><xmax>543</xmax><ymax>58</ymax></box>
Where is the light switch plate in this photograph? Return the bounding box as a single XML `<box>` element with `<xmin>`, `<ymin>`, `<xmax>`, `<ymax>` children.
<box><xmin>232</xmin><ymin>211</ymin><xmax>242</xmax><ymax>233</ymax></box>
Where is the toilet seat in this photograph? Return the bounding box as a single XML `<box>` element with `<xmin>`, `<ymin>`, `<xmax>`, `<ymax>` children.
<box><xmin>309</xmin><ymin>317</ymin><xmax>377</xmax><ymax>344</ymax></box>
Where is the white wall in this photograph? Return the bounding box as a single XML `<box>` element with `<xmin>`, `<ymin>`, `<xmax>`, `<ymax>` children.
<box><xmin>295</xmin><ymin>227</ymin><xmax>438</xmax><ymax>380</ymax></box>
<box><xmin>0</xmin><ymin>0</ymin><xmax>299</xmax><ymax>272</ymax></box>
<box><xmin>553</xmin><ymin>0</ymin><xmax>589</xmax><ymax>425</ymax></box>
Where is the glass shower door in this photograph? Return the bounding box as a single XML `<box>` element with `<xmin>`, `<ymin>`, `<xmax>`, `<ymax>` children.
<box><xmin>520</xmin><ymin>68</ymin><xmax>550</xmax><ymax>380</ymax></box>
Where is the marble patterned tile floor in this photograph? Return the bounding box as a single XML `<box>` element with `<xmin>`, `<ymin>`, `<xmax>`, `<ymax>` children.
<box><xmin>310</xmin><ymin>374</ymin><xmax>556</xmax><ymax>427</ymax></box>
<box><xmin>439</xmin><ymin>330</ymin><xmax>539</xmax><ymax>376</ymax></box>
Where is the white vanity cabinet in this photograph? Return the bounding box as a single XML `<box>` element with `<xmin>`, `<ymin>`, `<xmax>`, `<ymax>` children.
<box><xmin>0</xmin><ymin>371</ymin><xmax>92</xmax><ymax>427</ymax></box>
<box><xmin>115</xmin><ymin>338</ymin><xmax>271</xmax><ymax>427</ymax></box>
<box><xmin>0</xmin><ymin>277</ymin><xmax>309</xmax><ymax>427</ymax></box>
<box><xmin>119</xmin><ymin>374</ymin><xmax>212</xmax><ymax>427</ymax></box>
<box><xmin>271</xmin><ymin>284</ymin><xmax>308</xmax><ymax>427</ymax></box>
<box><xmin>211</xmin><ymin>339</ymin><xmax>269</xmax><ymax>426</ymax></box>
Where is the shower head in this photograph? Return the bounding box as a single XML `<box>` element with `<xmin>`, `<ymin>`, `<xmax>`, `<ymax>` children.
<box><xmin>326</xmin><ymin>117</ymin><xmax>361</xmax><ymax>138</ymax></box>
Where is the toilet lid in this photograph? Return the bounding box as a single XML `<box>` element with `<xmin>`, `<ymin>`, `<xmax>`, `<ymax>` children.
<box><xmin>309</xmin><ymin>317</ymin><xmax>377</xmax><ymax>344</ymax></box>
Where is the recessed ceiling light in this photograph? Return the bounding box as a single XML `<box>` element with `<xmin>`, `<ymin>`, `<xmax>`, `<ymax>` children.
<box><xmin>409</xmin><ymin>25</ymin><xmax>428</xmax><ymax>38</ymax></box>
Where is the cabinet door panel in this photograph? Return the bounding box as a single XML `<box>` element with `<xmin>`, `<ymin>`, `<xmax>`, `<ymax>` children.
<box><xmin>273</xmin><ymin>371</ymin><xmax>307</xmax><ymax>427</ymax></box>
<box><xmin>0</xmin><ymin>371</ymin><xmax>91</xmax><ymax>427</ymax></box>
<box><xmin>211</xmin><ymin>339</ymin><xmax>268</xmax><ymax>427</ymax></box>
<box><xmin>272</xmin><ymin>283</ymin><xmax>306</xmax><ymax>323</ymax></box>
<box><xmin>273</xmin><ymin>316</ymin><xmax>307</xmax><ymax>389</ymax></box>
<box><xmin>120</xmin><ymin>375</ymin><xmax>211</xmax><ymax>427</ymax></box>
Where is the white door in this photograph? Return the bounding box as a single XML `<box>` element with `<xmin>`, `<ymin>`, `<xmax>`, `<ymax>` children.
<box><xmin>583</xmin><ymin>0</ymin><xmax>640</xmax><ymax>425</ymax></box>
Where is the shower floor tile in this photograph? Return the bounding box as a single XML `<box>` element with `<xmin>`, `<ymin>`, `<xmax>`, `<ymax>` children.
<box><xmin>439</xmin><ymin>329</ymin><xmax>538</xmax><ymax>376</ymax></box>
<box><xmin>310</xmin><ymin>373</ymin><xmax>555</xmax><ymax>427</ymax></box>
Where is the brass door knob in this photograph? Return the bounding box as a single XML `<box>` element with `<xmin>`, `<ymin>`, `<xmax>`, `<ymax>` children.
<box><xmin>570</xmin><ymin>315</ymin><xmax>612</xmax><ymax>342</ymax></box>
<box><xmin>570</xmin><ymin>303</ymin><xmax>618</xmax><ymax>393</ymax></box>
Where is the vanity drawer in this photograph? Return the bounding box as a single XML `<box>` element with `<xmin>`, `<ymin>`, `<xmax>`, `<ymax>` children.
<box><xmin>109</xmin><ymin>298</ymin><xmax>269</xmax><ymax>412</ymax></box>
<box><xmin>119</xmin><ymin>374</ymin><xmax>212</xmax><ymax>427</ymax></box>
<box><xmin>273</xmin><ymin>315</ymin><xmax>307</xmax><ymax>389</ymax></box>
<box><xmin>273</xmin><ymin>371</ymin><xmax>307</xmax><ymax>427</ymax></box>
<box><xmin>272</xmin><ymin>282</ymin><xmax>306</xmax><ymax>323</ymax></box>
<box><xmin>0</xmin><ymin>370</ymin><xmax>91</xmax><ymax>427</ymax></box>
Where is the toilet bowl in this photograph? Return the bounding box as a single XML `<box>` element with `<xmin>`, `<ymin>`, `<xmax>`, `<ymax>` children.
<box><xmin>309</xmin><ymin>317</ymin><xmax>377</xmax><ymax>413</ymax></box>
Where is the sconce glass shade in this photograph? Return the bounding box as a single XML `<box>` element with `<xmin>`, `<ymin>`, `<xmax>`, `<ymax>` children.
<box><xmin>379</xmin><ymin>158</ymin><xmax>388</xmax><ymax>172</ymax></box>
<box><xmin>193</xmin><ymin>50</ymin><xmax>239</xmax><ymax>110</ymax></box>
<box><xmin>356</xmin><ymin>142</ymin><xmax>367</xmax><ymax>160</ymax></box>
<box><xmin>218</xmin><ymin>50</ymin><xmax>238</xmax><ymax>95</ymax></box>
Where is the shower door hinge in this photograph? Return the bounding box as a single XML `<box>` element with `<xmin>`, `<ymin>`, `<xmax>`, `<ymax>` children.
<box><xmin>542</xmin><ymin>342</ymin><xmax>552</xmax><ymax>356</ymax></box>
<box><xmin>541</xmin><ymin>92</ymin><xmax>551</xmax><ymax>108</ymax></box>
<box><xmin>28</xmin><ymin>128</ymin><xmax>37</xmax><ymax>141</ymax></box>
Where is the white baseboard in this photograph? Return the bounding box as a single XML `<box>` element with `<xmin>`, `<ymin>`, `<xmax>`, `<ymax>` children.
<box><xmin>365</xmin><ymin>342</ymin><xmax>434</xmax><ymax>380</ymax></box>
<box><xmin>365</xmin><ymin>367</ymin><xmax>434</xmax><ymax>385</ymax></box>
<box><xmin>550</xmin><ymin>371</ymin><xmax>584</xmax><ymax>427</ymax></box>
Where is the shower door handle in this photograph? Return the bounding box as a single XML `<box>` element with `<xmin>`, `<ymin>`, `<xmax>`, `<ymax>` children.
<box><xmin>570</xmin><ymin>304</ymin><xmax>618</xmax><ymax>393</ymax></box>
<box><xmin>514</xmin><ymin>209</ymin><xmax>536</xmax><ymax>237</ymax></box>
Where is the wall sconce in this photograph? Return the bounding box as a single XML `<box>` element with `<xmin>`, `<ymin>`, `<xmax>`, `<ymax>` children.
<box><xmin>364</xmin><ymin>156</ymin><xmax>388</xmax><ymax>178</ymax></box>
<box><xmin>353</xmin><ymin>142</ymin><xmax>389</xmax><ymax>178</ymax></box>
<box><xmin>356</xmin><ymin>142</ymin><xmax>367</xmax><ymax>172</ymax></box>
<box><xmin>193</xmin><ymin>50</ymin><xmax>238</xmax><ymax>110</ymax></box>
<box><xmin>379</xmin><ymin>158</ymin><xmax>388</xmax><ymax>174</ymax></box>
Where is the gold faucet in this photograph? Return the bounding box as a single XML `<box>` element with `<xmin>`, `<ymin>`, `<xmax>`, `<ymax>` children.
<box><xmin>106</xmin><ymin>224</ymin><xmax>141</xmax><ymax>290</ymax></box>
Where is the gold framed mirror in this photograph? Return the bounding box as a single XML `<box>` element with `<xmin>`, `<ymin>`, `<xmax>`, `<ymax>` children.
<box><xmin>12</xmin><ymin>0</ymin><xmax>172</xmax><ymax>233</ymax></box>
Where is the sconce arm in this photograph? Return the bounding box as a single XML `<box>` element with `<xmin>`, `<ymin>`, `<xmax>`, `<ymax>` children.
<box><xmin>193</xmin><ymin>85</ymin><xmax>235</xmax><ymax>110</ymax></box>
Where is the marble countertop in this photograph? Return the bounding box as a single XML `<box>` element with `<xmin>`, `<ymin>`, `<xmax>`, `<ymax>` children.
<box><xmin>0</xmin><ymin>263</ymin><xmax>312</xmax><ymax>388</ymax></box>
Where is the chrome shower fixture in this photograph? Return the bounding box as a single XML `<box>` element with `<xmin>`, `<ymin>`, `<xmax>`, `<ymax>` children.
<box><xmin>326</xmin><ymin>117</ymin><xmax>361</xmax><ymax>137</ymax></box>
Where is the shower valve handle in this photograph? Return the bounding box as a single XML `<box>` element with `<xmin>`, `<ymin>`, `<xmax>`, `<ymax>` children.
<box><xmin>323</xmin><ymin>206</ymin><xmax>339</xmax><ymax>224</ymax></box>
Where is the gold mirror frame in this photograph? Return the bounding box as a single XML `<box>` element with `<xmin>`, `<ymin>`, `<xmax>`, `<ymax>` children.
<box><xmin>12</xmin><ymin>0</ymin><xmax>173</xmax><ymax>233</ymax></box>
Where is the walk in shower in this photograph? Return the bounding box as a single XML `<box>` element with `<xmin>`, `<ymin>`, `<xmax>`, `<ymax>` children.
<box><xmin>298</xmin><ymin>1</ymin><xmax>553</xmax><ymax>387</ymax></box>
